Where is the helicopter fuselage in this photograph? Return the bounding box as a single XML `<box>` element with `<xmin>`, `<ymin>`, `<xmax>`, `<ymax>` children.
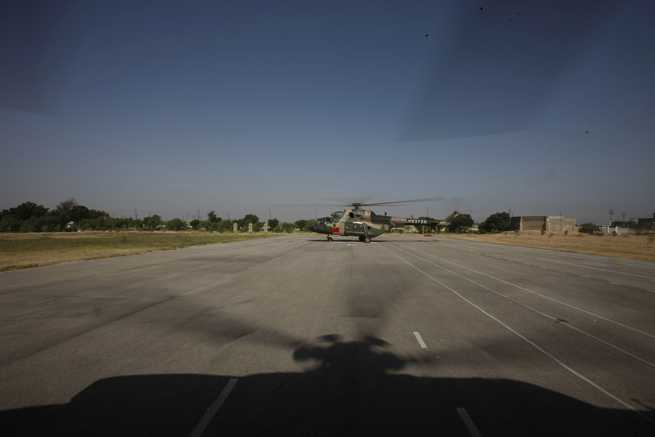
<box><xmin>308</xmin><ymin>208</ymin><xmax>438</xmax><ymax>242</ymax></box>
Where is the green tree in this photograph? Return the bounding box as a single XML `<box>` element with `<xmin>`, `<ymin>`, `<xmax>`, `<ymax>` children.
<box><xmin>448</xmin><ymin>213</ymin><xmax>474</xmax><ymax>233</ymax></box>
<box><xmin>69</xmin><ymin>205</ymin><xmax>91</xmax><ymax>223</ymax></box>
<box><xmin>146</xmin><ymin>215</ymin><xmax>163</xmax><ymax>230</ymax></box>
<box><xmin>0</xmin><ymin>215</ymin><xmax>21</xmax><ymax>232</ymax></box>
<box><xmin>294</xmin><ymin>219</ymin><xmax>310</xmax><ymax>231</ymax></box>
<box><xmin>8</xmin><ymin>202</ymin><xmax>49</xmax><ymax>221</ymax></box>
<box><xmin>268</xmin><ymin>218</ymin><xmax>279</xmax><ymax>229</ymax></box>
<box><xmin>45</xmin><ymin>209</ymin><xmax>68</xmax><ymax>230</ymax></box>
<box><xmin>167</xmin><ymin>218</ymin><xmax>187</xmax><ymax>231</ymax></box>
<box><xmin>217</xmin><ymin>219</ymin><xmax>234</xmax><ymax>232</ymax></box>
<box><xmin>280</xmin><ymin>222</ymin><xmax>295</xmax><ymax>233</ymax></box>
<box><xmin>113</xmin><ymin>218</ymin><xmax>131</xmax><ymax>230</ymax></box>
<box><xmin>207</xmin><ymin>211</ymin><xmax>221</xmax><ymax>223</ymax></box>
<box><xmin>480</xmin><ymin>212</ymin><xmax>510</xmax><ymax>233</ymax></box>
<box><xmin>579</xmin><ymin>223</ymin><xmax>602</xmax><ymax>234</ymax></box>
<box><xmin>237</xmin><ymin>214</ymin><xmax>260</xmax><ymax>231</ymax></box>
<box><xmin>201</xmin><ymin>220</ymin><xmax>226</xmax><ymax>232</ymax></box>
<box><xmin>190</xmin><ymin>219</ymin><xmax>200</xmax><ymax>230</ymax></box>
<box><xmin>56</xmin><ymin>197</ymin><xmax>78</xmax><ymax>214</ymax></box>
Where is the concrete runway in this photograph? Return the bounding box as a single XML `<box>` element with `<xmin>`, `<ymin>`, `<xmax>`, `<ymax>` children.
<box><xmin>1</xmin><ymin>235</ymin><xmax>654</xmax><ymax>436</ymax></box>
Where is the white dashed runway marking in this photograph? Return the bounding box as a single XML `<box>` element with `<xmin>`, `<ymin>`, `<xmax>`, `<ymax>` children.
<box><xmin>189</xmin><ymin>378</ymin><xmax>238</xmax><ymax>437</ymax></box>
<box><xmin>457</xmin><ymin>408</ymin><xmax>483</xmax><ymax>437</ymax></box>
<box><xmin>413</xmin><ymin>331</ymin><xmax>427</xmax><ymax>348</ymax></box>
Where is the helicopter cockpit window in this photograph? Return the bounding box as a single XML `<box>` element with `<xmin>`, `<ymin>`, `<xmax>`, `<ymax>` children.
<box><xmin>348</xmin><ymin>212</ymin><xmax>354</xmax><ymax>218</ymax></box>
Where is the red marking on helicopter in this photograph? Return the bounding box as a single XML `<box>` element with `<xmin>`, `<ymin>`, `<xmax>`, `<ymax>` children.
<box><xmin>332</xmin><ymin>227</ymin><xmax>340</xmax><ymax>232</ymax></box>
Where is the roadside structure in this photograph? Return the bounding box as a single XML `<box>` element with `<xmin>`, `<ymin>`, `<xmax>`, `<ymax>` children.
<box><xmin>637</xmin><ymin>214</ymin><xmax>654</xmax><ymax>228</ymax></box>
<box><xmin>510</xmin><ymin>215</ymin><xmax>576</xmax><ymax>233</ymax></box>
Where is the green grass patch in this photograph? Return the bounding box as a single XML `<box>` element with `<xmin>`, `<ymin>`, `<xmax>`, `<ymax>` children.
<box><xmin>0</xmin><ymin>232</ymin><xmax>279</xmax><ymax>272</ymax></box>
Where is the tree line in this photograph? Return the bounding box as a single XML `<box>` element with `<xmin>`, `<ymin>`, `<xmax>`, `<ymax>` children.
<box><xmin>0</xmin><ymin>199</ymin><xmax>313</xmax><ymax>233</ymax></box>
<box><xmin>7</xmin><ymin>200</ymin><xmax>639</xmax><ymax>235</ymax></box>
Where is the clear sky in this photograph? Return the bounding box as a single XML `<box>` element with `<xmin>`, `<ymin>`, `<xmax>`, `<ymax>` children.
<box><xmin>1</xmin><ymin>0</ymin><xmax>654</xmax><ymax>224</ymax></box>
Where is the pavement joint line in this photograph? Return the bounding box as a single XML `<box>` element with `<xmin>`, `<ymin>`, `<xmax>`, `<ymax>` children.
<box><xmin>189</xmin><ymin>378</ymin><xmax>237</xmax><ymax>437</ymax></box>
<box><xmin>413</xmin><ymin>331</ymin><xmax>427</xmax><ymax>348</ymax></box>
<box><xmin>610</xmin><ymin>282</ymin><xmax>621</xmax><ymax>285</ymax></box>
<box><xmin>390</xmin><ymin>244</ymin><xmax>655</xmax><ymax>369</ymax></box>
<box><xmin>380</xmin><ymin>244</ymin><xmax>653</xmax><ymax>425</ymax></box>
<box><xmin>457</xmin><ymin>408</ymin><xmax>483</xmax><ymax>437</ymax></box>
<box><xmin>401</xmin><ymin>245</ymin><xmax>655</xmax><ymax>340</ymax></box>
<box><xmin>582</xmin><ymin>276</ymin><xmax>591</xmax><ymax>279</ymax></box>
<box><xmin>536</xmin><ymin>258</ymin><xmax>655</xmax><ymax>280</ymax></box>
<box><xmin>558</xmin><ymin>271</ymin><xmax>566</xmax><ymax>273</ymax></box>
<box><xmin>646</xmin><ymin>290</ymin><xmax>655</xmax><ymax>293</ymax></box>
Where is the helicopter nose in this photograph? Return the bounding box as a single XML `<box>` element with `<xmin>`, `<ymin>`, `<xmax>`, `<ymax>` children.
<box><xmin>308</xmin><ymin>221</ymin><xmax>317</xmax><ymax>232</ymax></box>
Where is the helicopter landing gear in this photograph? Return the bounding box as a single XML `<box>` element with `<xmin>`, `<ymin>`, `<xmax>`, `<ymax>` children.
<box><xmin>359</xmin><ymin>236</ymin><xmax>371</xmax><ymax>243</ymax></box>
<box><xmin>327</xmin><ymin>236</ymin><xmax>333</xmax><ymax>242</ymax></box>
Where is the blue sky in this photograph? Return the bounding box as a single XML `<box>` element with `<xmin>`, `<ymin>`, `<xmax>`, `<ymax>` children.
<box><xmin>1</xmin><ymin>0</ymin><xmax>654</xmax><ymax>224</ymax></box>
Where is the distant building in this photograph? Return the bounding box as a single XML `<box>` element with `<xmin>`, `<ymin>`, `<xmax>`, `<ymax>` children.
<box><xmin>637</xmin><ymin>213</ymin><xmax>654</xmax><ymax>226</ymax></box>
<box><xmin>510</xmin><ymin>215</ymin><xmax>576</xmax><ymax>233</ymax></box>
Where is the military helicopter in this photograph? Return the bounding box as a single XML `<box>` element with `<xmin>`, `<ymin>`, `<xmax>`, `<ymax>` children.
<box><xmin>306</xmin><ymin>199</ymin><xmax>459</xmax><ymax>243</ymax></box>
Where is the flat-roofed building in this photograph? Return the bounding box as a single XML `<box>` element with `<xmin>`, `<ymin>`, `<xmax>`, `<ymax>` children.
<box><xmin>509</xmin><ymin>215</ymin><xmax>576</xmax><ymax>233</ymax></box>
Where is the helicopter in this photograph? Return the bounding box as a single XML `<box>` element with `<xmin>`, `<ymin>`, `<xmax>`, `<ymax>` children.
<box><xmin>306</xmin><ymin>199</ymin><xmax>459</xmax><ymax>243</ymax></box>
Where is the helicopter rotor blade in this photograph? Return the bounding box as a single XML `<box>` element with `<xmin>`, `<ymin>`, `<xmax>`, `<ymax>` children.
<box><xmin>360</xmin><ymin>197</ymin><xmax>446</xmax><ymax>207</ymax></box>
<box><xmin>270</xmin><ymin>204</ymin><xmax>345</xmax><ymax>208</ymax></box>
<box><xmin>272</xmin><ymin>197</ymin><xmax>446</xmax><ymax>210</ymax></box>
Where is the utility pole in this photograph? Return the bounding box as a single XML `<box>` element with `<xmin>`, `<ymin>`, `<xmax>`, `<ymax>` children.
<box><xmin>186</xmin><ymin>211</ymin><xmax>189</xmax><ymax>223</ymax></box>
<box><xmin>269</xmin><ymin>209</ymin><xmax>271</xmax><ymax>221</ymax></box>
<box><xmin>134</xmin><ymin>209</ymin><xmax>137</xmax><ymax>220</ymax></box>
<box><xmin>509</xmin><ymin>209</ymin><xmax>512</xmax><ymax>218</ymax></box>
<box><xmin>197</xmin><ymin>209</ymin><xmax>200</xmax><ymax>221</ymax></box>
<box><xmin>609</xmin><ymin>209</ymin><xmax>614</xmax><ymax>226</ymax></box>
<box><xmin>622</xmin><ymin>212</ymin><xmax>625</xmax><ymax>226</ymax></box>
<box><xmin>426</xmin><ymin>209</ymin><xmax>429</xmax><ymax>218</ymax></box>
<box><xmin>228</xmin><ymin>212</ymin><xmax>230</xmax><ymax>221</ymax></box>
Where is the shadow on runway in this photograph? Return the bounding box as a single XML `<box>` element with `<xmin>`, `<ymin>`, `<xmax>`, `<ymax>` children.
<box><xmin>2</xmin><ymin>335</ymin><xmax>653</xmax><ymax>436</ymax></box>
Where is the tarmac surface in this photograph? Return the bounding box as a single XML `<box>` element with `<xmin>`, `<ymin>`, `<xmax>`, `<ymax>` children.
<box><xmin>1</xmin><ymin>235</ymin><xmax>654</xmax><ymax>436</ymax></box>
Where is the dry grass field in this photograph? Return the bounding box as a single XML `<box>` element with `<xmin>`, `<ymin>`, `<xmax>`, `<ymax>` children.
<box><xmin>0</xmin><ymin>232</ymin><xmax>279</xmax><ymax>272</ymax></box>
<box><xmin>428</xmin><ymin>230</ymin><xmax>655</xmax><ymax>262</ymax></box>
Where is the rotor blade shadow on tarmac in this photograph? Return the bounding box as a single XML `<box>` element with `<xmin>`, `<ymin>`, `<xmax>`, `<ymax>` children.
<box><xmin>2</xmin><ymin>338</ymin><xmax>654</xmax><ymax>436</ymax></box>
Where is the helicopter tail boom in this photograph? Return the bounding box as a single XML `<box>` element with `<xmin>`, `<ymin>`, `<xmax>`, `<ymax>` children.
<box><xmin>389</xmin><ymin>217</ymin><xmax>440</xmax><ymax>227</ymax></box>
